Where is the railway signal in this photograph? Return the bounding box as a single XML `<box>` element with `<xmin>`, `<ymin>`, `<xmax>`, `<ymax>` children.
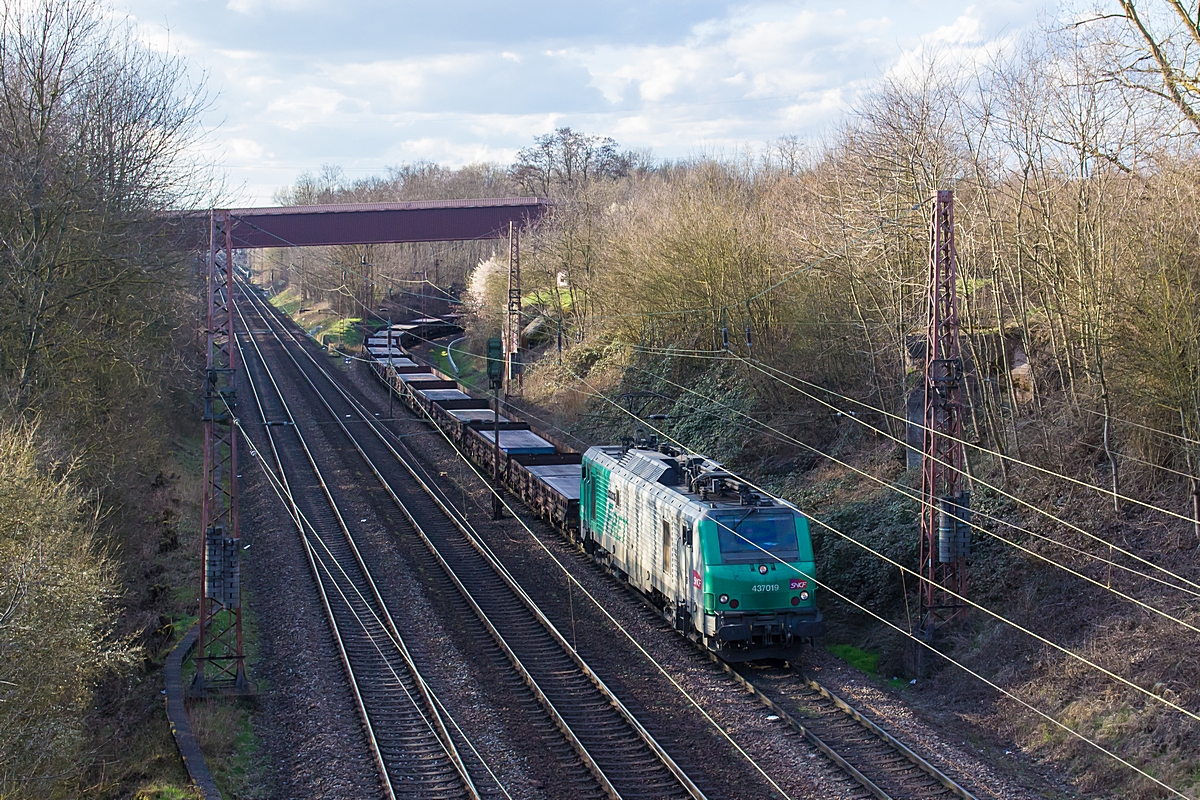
<box><xmin>917</xmin><ymin>189</ymin><xmax>970</xmax><ymax>646</ymax></box>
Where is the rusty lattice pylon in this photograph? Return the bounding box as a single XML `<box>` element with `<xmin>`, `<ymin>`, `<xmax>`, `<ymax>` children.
<box><xmin>194</xmin><ymin>209</ymin><xmax>249</xmax><ymax>694</ymax></box>
<box><xmin>918</xmin><ymin>190</ymin><xmax>970</xmax><ymax>640</ymax></box>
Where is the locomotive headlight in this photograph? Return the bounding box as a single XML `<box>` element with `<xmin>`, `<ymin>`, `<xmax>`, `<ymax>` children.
<box><xmin>758</xmin><ymin>565</ymin><xmax>768</xmax><ymax>575</ymax></box>
<box><xmin>799</xmin><ymin>590</ymin><xmax>810</xmax><ymax>601</ymax></box>
<box><xmin>718</xmin><ymin>593</ymin><xmax>729</xmax><ymax>604</ymax></box>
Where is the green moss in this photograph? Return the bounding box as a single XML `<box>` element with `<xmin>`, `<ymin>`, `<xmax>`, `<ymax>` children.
<box><xmin>827</xmin><ymin>643</ymin><xmax>881</xmax><ymax>674</ymax></box>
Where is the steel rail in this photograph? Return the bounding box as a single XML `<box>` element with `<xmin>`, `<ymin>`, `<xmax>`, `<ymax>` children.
<box><xmin>353</xmin><ymin>299</ymin><xmax>984</xmax><ymax>800</ymax></box>
<box><xmin>242</xmin><ymin>283</ymin><xmax>707</xmax><ymax>800</ymax></box>
<box><xmin>712</xmin><ymin>652</ymin><xmax>979</xmax><ymax>800</ymax></box>
<box><xmin>234</xmin><ymin>307</ymin><xmax>482</xmax><ymax>799</ymax></box>
<box><xmin>800</xmin><ymin>675</ymin><xmax>978</xmax><ymax>800</ymax></box>
<box><xmin>233</xmin><ymin>327</ymin><xmax>398</xmax><ymax>800</ymax></box>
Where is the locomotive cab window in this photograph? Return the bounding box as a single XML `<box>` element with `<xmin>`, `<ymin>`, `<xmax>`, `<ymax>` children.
<box><xmin>711</xmin><ymin>510</ymin><xmax>800</xmax><ymax>564</ymax></box>
<box><xmin>661</xmin><ymin>520</ymin><xmax>670</xmax><ymax>569</ymax></box>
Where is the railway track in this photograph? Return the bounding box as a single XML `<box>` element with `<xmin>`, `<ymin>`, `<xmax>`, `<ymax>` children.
<box><xmin>238</xmin><ymin>285</ymin><xmax>708</xmax><ymax>800</ymax></box>
<box><xmin>501</xmin><ymin>500</ymin><xmax>985</xmax><ymax>800</ymax></box>
<box><xmin>235</xmin><ymin>307</ymin><xmax>482</xmax><ymax>798</ymax></box>
<box><xmin>722</xmin><ymin>663</ymin><xmax>979</xmax><ymax>800</ymax></box>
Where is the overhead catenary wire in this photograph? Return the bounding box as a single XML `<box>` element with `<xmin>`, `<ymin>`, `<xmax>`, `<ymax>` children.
<box><xmin>556</xmin><ymin>364</ymin><xmax>1192</xmax><ymax>800</ymax></box>
<box><xmin>245</xmin><ymin>282</ymin><xmax>792</xmax><ymax>799</ymax></box>
<box><xmin>731</xmin><ymin>352</ymin><xmax>1200</xmax><ymax>577</ymax></box>
<box><xmin>239</xmin><ymin>308</ymin><xmax>519</xmax><ymax>795</ymax></box>
<box><xmin>739</xmin><ymin>352</ymin><xmax>1200</xmax><ymax>526</ymax></box>
<box><xmin>399</xmin><ymin>396</ymin><xmax>797</xmax><ymax>800</ymax></box>
<box><xmin>271</xmin><ymin>247</ymin><xmax>1200</xmax><ymax>618</ymax></box>
<box><xmin>556</xmin><ymin>364</ymin><xmax>1200</xmax><ymax>723</ymax></box>
<box><xmin>232</xmin><ymin>301</ymin><xmax>513</xmax><ymax>797</ymax></box>
<box><xmin>623</xmin><ymin>342</ymin><xmax>1200</xmax><ymax>596</ymax></box>
<box><xmin>622</xmin><ymin>344</ymin><xmax>1200</xmax><ymax>599</ymax></box>
<box><xmin>237</xmin><ymin>414</ymin><xmax>513</xmax><ymax>798</ymax></box>
<box><xmin>251</xmin><ymin>244</ymin><xmax>1195</xmax><ymax>799</ymax></box>
<box><xmin>1081</xmin><ymin>407</ymin><xmax>1200</xmax><ymax>448</ymax></box>
<box><xmin>617</xmin><ymin>361</ymin><xmax>1200</xmax><ymax>621</ymax></box>
<box><xmin>606</xmin><ymin>363</ymin><xmax>1200</xmax><ymax>672</ymax></box>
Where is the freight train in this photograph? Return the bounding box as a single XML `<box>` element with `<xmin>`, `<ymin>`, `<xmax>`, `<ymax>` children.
<box><xmin>362</xmin><ymin>324</ymin><xmax>823</xmax><ymax>662</ymax></box>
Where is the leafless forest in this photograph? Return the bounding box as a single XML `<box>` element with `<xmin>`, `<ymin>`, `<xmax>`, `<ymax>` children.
<box><xmin>266</xmin><ymin>5</ymin><xmax>1200</xmax><ymax>797</ymax></box>
<box><xmin>3</xmin><ymin>0</ymin><xmax>1200</xmax><ymax>797</ymax></box>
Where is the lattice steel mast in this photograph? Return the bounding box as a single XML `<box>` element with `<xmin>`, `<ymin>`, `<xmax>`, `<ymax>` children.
<box><xmin>195</xmin><ymin>209</ymin><xmax>248</xmax><ymax>694</ymax></box>
<box><xmin>918</xmin><ymin>190</ymin><xmax>970</xmax><ymax>638</ymax></box>
<box><xmin>505</xmin><ymin>221</ymin><xmax>522</xmax><ymax>393</ymax></box>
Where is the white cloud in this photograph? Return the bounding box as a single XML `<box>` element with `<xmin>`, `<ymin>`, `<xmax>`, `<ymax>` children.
<box><xmin>225</xmin><ymin>0</ymin><xmax>322</xmax><ymax>15</ymax></box>
<box><xmin>265</xmin><ymin>86</ymin><xmax>348</xmax><ymax>130</ymax></box>
<box><xmin>119</xmin><ymin>0</ymin><xmax>1047</xmax><ymax>203</ymax></box>
<box><xmin>227</xmin><ymin>137</ymin><xmax>268</xmax><ymax>161</ymax></box>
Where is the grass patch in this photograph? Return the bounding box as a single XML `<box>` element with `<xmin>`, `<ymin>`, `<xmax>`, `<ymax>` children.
<box><xmin>178</xmin><ymin>586</ymin><xmax>269</xmax><ymax>798</ymax></box>
<box><xmin>320</xmin><ymin>317</ymin><xmax>363</xmax><ymax>347</ymax></box>
<box><xmin>827</xmin><ymin>643</ymin><xmax>880</xmax><ymax>674</ymax></box>
<box><xmin>268</xmin><ymin>287</ymin><xmax>301</xmax><ymax>316</ymax></box>
<box><xmin>428</xmin><ymin>346</ymin><xmax>456</xmax><ymax>376</ymax></box>
<box><xmin>522</xmin><ymin>286</ymin><xmax>574</xmax><ymax>312</ymax></box>
<box><xmin>134</xmin><ymin>784</ymin><xmax>200</xmax><ymax>800</ymax></box>
<box><xmin>446</xmin><ymin>340</ymin><xmax>489</xmax><ymax>393</ymax></box>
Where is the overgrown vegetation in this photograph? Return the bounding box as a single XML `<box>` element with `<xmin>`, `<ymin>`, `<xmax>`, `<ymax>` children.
<box><xmin>268</xmin><ymin>4</ymin><xmax>1200</xmax><ymax>796</ymax></box>
<box><xmin>0</xmin><ymin>0</ymin><xmax>219</xmax><ymax>796</ymax></box>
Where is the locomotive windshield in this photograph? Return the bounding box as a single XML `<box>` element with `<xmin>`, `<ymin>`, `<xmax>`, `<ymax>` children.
<box><xmin>711</xmin><ymin>511</ymin><xmax>800</xmax><ymax>564</ymax></box>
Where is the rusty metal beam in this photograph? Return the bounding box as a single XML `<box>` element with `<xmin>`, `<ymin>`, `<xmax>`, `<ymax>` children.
<box><xmin>171</xmin><ymin>197</ymin><xmax>550</xmax><ymax>250</ymax></box>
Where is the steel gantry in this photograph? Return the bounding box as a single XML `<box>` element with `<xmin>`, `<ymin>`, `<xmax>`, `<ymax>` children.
<box><xmin>917</xmin><ymin>189</ymin><xmax>970</xmax><ymax>640</ymax></box>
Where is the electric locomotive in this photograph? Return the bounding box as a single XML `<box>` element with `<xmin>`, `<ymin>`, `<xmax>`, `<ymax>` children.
<box><xmin>361</xmin><ymin>317</ymin><xmax>824</xmax><ymax>662</ymax></box>
<box><xmin>581</xmin><ymin>444</ymin><xmax>822</xmax><ymax>662</ymax></box>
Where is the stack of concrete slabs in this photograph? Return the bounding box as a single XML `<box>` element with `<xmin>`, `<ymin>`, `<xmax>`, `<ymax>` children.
<box><xmin>478</xmin><ymin>429</ymin><xmax>556</xmax><ymax>455</ymax></box>
<box><xmin>416</xmin><ymin>388</ymin><xmax>472</xmax><ymax>403</ymax></box>
<box><xmin>527</xmin><ymin>463</ymin><xmax>582</xmax><ymax>500</ymax></box>
<box><xmin>378</xmin><ymin>357</ymin><xmax>419</xmax><ymax>369</ymax></box>
<box><xmin>446</xmin><ymin>408</ymin><xmax>508</xmax><ymax>424</ymax></box>
<box><xmin>397</xmin><ymin>372</ymin><xmax>443</xmax><ymax>384</ymax></box>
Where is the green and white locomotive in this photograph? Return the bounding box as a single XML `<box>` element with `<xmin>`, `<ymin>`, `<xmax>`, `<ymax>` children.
<box><xmin>581</xmin><ymin>445</ymin><xmax>823</xmax><ymax>661</ymax></box>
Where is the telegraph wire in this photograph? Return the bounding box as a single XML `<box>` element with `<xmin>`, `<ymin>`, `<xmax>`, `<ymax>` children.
<box><xmin>247</xmin><ymin>288</ymin><xmax>797</xmax><ymax>800</ymax></box>
<box><xmin>623</xmin><ymin>342</ymin><xmax>1200</xmax><ymax>596</ymax></box>
<box><xmin>559</xmin><ymin>368</ymin><xmax>1200</xmax><ymax>721</ymax></box>
<box><xmin>554</xmin><ymin>364</ymin><xmax>1200</xmax><ymax>800</ymax></box>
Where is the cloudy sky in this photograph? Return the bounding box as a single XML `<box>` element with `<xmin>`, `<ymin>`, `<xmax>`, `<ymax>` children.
<box><xmin>122</xmin><ymin>0</ymin><xmax>1050</xmax><ymax>205</ymax></box>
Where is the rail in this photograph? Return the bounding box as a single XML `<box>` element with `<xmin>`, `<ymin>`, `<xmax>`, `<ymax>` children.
<box><xmin>242</xmin><ymin>283</ymin><xmax>707</xmax><ymax>800</ymax></box>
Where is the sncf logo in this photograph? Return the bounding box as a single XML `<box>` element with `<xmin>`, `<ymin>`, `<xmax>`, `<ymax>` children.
<box><xmin>789</xmin><ymin>578</ymin><xmax>808</xmax><ymax>590</ymax></box>
<box><xmin>692</xmin><ymin>570</ymin><xmax>703</xmax><ymax>589</ymax></box>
